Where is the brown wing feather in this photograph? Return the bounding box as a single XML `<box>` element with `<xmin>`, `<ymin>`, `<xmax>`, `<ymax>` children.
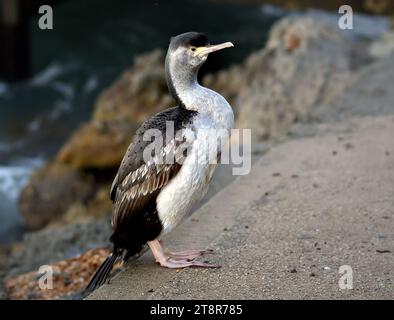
<box><xmin>110</xmin><ymin>106</ymin><xmax>197</xmax><ymax>202</ymax></box>
<box><xmin>111</xmin><ymin>161</ymin><xmax>181</xmax><ymax>228</ymax></box>
<box><xmin>111</xmin><ymin>136</ymin><xmax>194</xmax><ymax>230</ymax></box>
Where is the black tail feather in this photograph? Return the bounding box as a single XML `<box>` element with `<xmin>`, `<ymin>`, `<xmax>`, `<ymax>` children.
<box><xmin>84</xmin><ymin>249</ymin><xmax>123</xmax><ymax>296</ymax></box>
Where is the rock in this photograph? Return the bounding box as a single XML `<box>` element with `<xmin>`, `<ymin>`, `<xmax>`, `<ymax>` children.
<box><xmin>0</xmin><ymin>245</ymin><xmax>10</xmax><ymax>299</ymax></box>
<box><xmin>58</xmin><ymin>185</ymin><xmax>113</xmax><ymax>225</ymax></box>
<box><xmin>227</xmin><ymin>1</ymin><xmax>394</xmax><ymax>15</ymax></box>
<box><xmin>213</xmin><ymin>16</ymin><xmax>355</xmax><ymax>142</ymax></box>
<box><xmin>5</xmin><ymin>248</ymin><xmax>111</xmax><ymax>300</ymax></box>
<box><xmin>1</xmin><ymin>219</ymin><xmax>112</xmax><ymax>299</ymax></box>
<box><xmin>370</xmin><ymin>30</ymin><xmax>394</xmax><ymax>59</ymax></box>
<box><xmin>19</xmin><ymin>163</ymin><xmax>96</xmax><ymax>230</ymax></box>
<box><xmin>57</xmin><ymin>120</ymin><xmax>136</xmax><ymax>169</ymax></box>
<box><xmin>363</xmin><ymin>0</ymin><xmax>393</xmax><ymax>14</ymax></box>
<box><xmin>203</xmin><ymin>64</ymin><xmax>243</xmax><ymax>116</ymax></box>
<box><xmin>303</xmin><ymin>9</ymin><xmax>391</xmax><ymax>40</ymax></box>
<box><xmin>6</xmin><ymin>219</ymin><xmax>112</xmax><ymax>278</ymax></box>
<box><xmin>93</xmin><ymin>49</ymin><xmax>173</xmax><ymax>124</ymax></box>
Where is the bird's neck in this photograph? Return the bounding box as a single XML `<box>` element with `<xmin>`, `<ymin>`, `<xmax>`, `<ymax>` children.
<box><xmin>165</xmin><ymin>58</ymin><xmax>204</xmax><ymax>111</ymax></box>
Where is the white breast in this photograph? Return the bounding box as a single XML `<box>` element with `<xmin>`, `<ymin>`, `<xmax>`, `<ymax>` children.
<box><xmin>156</xmin><ymin>105</ymin><xmax>233</xmax><ymax>234</ymax></box>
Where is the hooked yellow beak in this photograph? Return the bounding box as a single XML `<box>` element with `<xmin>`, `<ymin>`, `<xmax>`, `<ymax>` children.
<box><xmin>194</xmin><ymin>42</ymin><xmax>234</xmax><ymax>57</ymax></box>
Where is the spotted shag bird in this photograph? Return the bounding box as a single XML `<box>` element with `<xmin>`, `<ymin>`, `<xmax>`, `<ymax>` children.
<box><xmin>86</xmin><ymin>32</ymin><xmax>234</xmax><ymax>292</ymax></box>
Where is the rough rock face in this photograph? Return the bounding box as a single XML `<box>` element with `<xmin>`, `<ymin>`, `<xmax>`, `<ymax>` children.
<box><xmin>57</xmin><ymin>120</ymin><xmax>137</xmax><ymax>169</ymax></box>
<box><xmin>208</xmin><ymin>17</ymin><xmax>355</xmax><ymax>142</ymax></box>
<box><xmin>58</xmin><ymin>185</ymin><xmax>113</xmax><ymax>226</ymax></box>
<box><xmin>19</xmin><ymin>163</ymin><xmax>96</xmax><ymax>230</ymax></box>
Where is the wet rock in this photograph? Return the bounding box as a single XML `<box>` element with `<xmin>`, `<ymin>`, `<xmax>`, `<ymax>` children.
<box><xmin>19</xmin><ymin>163</ymin><xmax>96</xmax><ymax>230</ymax></box>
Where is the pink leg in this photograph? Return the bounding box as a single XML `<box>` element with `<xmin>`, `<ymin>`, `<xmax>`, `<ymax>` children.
<box><xmin>148</xmin><ymin>240</ymin><xmax>220</xmax><ymax>268</ymax></box>
<box><xmin>167</xmin><ymin>249</ymin><xmax>213</xmax><ymax>261</ymax></box>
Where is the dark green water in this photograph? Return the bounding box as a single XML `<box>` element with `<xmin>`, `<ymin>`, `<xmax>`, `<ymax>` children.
<box><xmin>0</xmin><ymin>0</ymin><xmax>282</xmax><ymax>242</ymax></box>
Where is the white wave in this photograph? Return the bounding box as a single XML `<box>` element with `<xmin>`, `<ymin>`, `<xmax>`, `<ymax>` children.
<box><xmin>30</xmin><ymin>63</ymin><xmax>64</xmax><ymax>86</ymax></box>
<box><xmin>49</xmin><ymin>99</ymin><xmax>72</xmax><ymax>121</ymax></box>
<box><xmin>0</xmin><ymin>158</ymin><xmax>43</xmax><ymax>200</ymax></box>
<box><xmin>83</xmin><ymin>76</ymin><xmax>98</xmax><ymax>94</ymax></box>
<box><xmin>51</xmin><ymin>81</ymin><xmax>75</xmax><ymax>99</ymax></box>
<box><xmin>26</xmin><ymin>100</ymin><xmax>72</xmax><ymax>128</ymax></box>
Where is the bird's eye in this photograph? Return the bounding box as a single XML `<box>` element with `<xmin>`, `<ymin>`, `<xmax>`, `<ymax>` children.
<box><xmin>190</xmin><ymin>47</ymin><xmax>196</xmax><ymax>52</ymax></box>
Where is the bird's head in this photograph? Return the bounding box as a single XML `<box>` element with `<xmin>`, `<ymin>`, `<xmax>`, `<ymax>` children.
<box><xmin>166</xmin><ymin>32</ymin><xmax>234</xmax><ymax>71</ymax></box>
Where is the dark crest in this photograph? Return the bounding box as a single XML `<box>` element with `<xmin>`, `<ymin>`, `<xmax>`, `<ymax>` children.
<box><xmin>169</xmin><ymin>32</ymin><xmax>209</xmax><ymax>49</ymax></box>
